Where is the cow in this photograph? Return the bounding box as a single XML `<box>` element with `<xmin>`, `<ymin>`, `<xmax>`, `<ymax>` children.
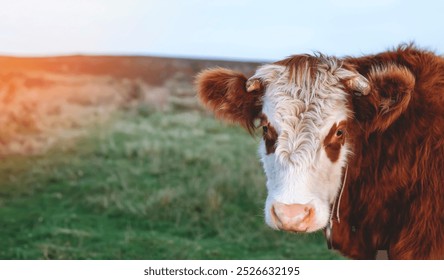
<box><xmin>195</xmin><ymin>45</ymin><xmax>444</xmax><ymax>259</ymax></box>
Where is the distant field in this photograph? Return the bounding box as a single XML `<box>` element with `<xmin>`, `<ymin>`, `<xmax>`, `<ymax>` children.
<box><xmin>0</xmin><ymin>56</ymin><xmax>343</xmax><ymax>259</ymax></box>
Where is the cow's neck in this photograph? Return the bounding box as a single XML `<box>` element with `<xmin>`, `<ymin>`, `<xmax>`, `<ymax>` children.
<box><xmin>325</xmin><ymin>165</ymin><xmax>348</xmax><ymax>249</ymax></box>
<box><xmin>325</xmin><ymin>151</ymin><xmax>391</xmax><ymax>259</ymax></box>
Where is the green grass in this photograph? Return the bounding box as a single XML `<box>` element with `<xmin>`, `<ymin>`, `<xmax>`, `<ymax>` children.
<box><xmin>0</xmin><ymin>108</ymin><xmax>343</xmax><ymax>259</ymax></box>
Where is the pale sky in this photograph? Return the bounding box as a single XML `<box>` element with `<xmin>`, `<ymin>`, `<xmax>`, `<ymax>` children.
<box><xmin>0</xmin><ymin>0</ymin><xmax>443</xmax><ymax>61</ymax></box>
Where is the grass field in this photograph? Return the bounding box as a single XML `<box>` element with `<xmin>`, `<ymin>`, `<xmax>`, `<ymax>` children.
<box><xmin>0</xmin><ymin>56</ymin><xmax>344</xmax><ymax>260</ymax></box>
<box><xmin>0</xmin><ymin>109</ymin><xmax>343</xmax><ymax>259</ymax></box>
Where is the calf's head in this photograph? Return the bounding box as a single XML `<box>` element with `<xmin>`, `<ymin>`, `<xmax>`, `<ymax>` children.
<box><xmin>196</xmin><ymin>55</ymin><xmax>415</xmax><ymax>233</ymax></box>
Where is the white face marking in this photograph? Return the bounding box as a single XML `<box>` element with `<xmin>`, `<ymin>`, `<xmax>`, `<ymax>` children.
<box><xmin>253</xmin><ymin>56</ymin><xmax>355</xmax><ymax>232</ymax></box>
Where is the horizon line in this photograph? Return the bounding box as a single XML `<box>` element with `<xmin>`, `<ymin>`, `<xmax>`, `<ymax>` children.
<box><xmin>0</xmin><ymin>51</ymin><xmax>270</xmax><ymax>63</ymax></box>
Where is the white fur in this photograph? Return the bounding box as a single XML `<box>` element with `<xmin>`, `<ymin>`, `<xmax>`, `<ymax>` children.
<box><xmin>254</xmin><ymin>56</ymin><xmax>354</xmax><ymax>232</ymax></box>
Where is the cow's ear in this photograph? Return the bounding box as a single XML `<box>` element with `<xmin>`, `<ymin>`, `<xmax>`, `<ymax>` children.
<box><xmin>195</xmin><ymin>68</ymin><xmax>263</xmax><ymax>133</ymax></box>
<box><xmin>351</xmin><ymin>64</ymin><xmax>415</xmax><ymax>132</ymax></box>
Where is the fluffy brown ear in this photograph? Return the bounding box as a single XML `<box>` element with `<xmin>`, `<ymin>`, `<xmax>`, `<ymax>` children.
<box><xmin>351</xmin><ymin>64</ymin><xmax>415</xmax><ymax>132</ymax></box>
<box><xmin>195</xmin><ymin>68</ymin><xmax>263</xmax><ymax>133</ymax></box>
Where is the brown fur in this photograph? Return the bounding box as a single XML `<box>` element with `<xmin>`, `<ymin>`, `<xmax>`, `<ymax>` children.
<box><xmin>259</xmin><ymin>114</ymin><xmax>278</xmax><ymax>155</ymax></box>
<box><xmin>195</xmin><ymin>67</ymin><xmax>263</xmax><ymax>133</ymax></box>
<box><xmin>330</xmin><ymin>45</ymin><xmax>444</xmax><ymax>259</ymax></box>
<box><xmin>195</xmin><ymin>45</ymin><xmax>444</xmax><ymax>259</ymax></box>
<box><xmin>275</xmin><ymin>54</ymin><xmax>319</xmax><ymax>81</ymax></box>
<box><xmin>324</xmin><ymin>121</ymin><xmax>347</xmax><ymax>162</ymax></box>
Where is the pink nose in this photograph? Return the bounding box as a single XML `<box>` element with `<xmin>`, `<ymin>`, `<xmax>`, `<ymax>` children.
<box><xmin>271</xmin><ymin>202</ymin><xmax>315</xmax><ymax>232</ymax></box>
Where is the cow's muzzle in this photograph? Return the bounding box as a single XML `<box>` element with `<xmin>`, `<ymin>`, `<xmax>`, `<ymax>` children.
<box><xmin>270</xmin><ymin>202</ymin><xmax>315</xmax><ymax>232</ymax></box>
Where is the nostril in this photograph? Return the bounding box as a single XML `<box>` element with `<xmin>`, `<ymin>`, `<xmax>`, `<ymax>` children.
<box><xmin>302</xmin><ymin>206</ymin><xmax>314</xmax><ymax>223</ymax></box>
<box><xmin>270</xmin><ymin>205</ymin><xmax>282</xmax><ymax>228</ymax></box>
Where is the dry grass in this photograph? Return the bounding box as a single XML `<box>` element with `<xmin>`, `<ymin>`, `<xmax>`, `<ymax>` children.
<box><xmin>0</xmin><ymin>71</ymin><xmax>175</xmax><ymax>155</ymax></box>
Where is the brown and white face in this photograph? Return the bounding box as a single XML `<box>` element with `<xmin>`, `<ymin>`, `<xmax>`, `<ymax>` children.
<box><xmin>196</xmin><ymin>54</ymin><xmax>413</xmax><ymax>233</ymax></box>
<box><xmin>251</xmin><ymin>57</ymin><xmax>357</xmax><ymax>232</ymax></box>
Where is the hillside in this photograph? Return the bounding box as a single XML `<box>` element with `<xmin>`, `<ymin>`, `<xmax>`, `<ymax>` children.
<box><xmin>0</xmin><ymin>55</ymin><xmax>260</xmax><ymax>85</ymax></box>
<box><xmin>0</xmin><ymin>55</ymin><xmax>260</xmax><ymax>155</ymax></box>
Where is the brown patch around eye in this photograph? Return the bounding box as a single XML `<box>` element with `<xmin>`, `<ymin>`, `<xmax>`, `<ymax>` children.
<box><xmin>264</xmin><ymin>123</ymin><xmax>278</xmax><ymax>155</ymax></box>
<box><xmin>323</xmin><ymin>121</ymin><xmax>347</xmax><ymax>162</ymax></box>
<box><xmin>259</xmin><ymin>114</ymin><xmax>278</xmax><ymax>155</ymax></box>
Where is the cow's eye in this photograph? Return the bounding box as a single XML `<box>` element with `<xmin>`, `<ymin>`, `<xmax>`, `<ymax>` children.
<box><xmin>262</xmin><ymin>126</ymin><xmax>268</xmax><ymax>134</ymax></box>
<box><xmin>336</xmin><ymin>129</ymin><xmax>344</xmax><ymax>137</ymax></box>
